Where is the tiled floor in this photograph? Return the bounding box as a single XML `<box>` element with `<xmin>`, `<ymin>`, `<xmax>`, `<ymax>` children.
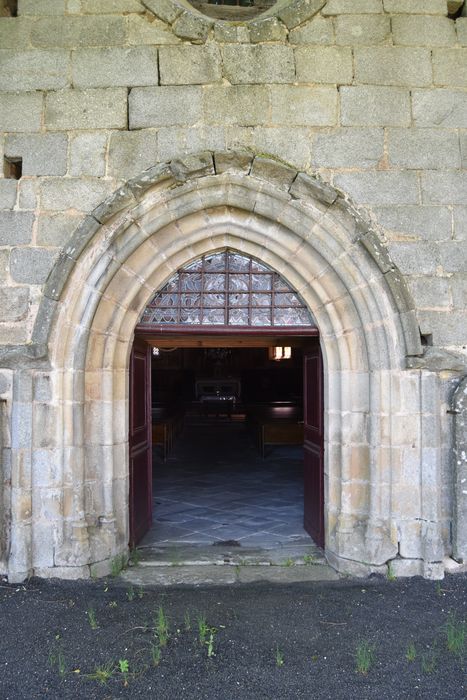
<box><xmin>140</xmin><ymin>417</ymin><xmax>313</xmax><ymax>551</ymax></box>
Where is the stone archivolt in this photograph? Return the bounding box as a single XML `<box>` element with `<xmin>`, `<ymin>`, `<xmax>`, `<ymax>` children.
<box><xmin>2</xmin><ymin>150</ymin><xmax>451</xmax><ymax>582</ymax></box>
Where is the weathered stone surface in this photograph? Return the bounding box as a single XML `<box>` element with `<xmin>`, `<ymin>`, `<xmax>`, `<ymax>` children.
<box><xmin>204</xmin><ymin>86</ymin><xmax>270</xmax><ymax>127</ymax></box>
<box><xmin>108</xmin><ymin>131</ymin><xmax>159</xmax><ymax>179</ymax></box>
<box><xmin>172</xmin><ymin>10</ymin><xmax>212</xmax><ymax>42</ymax></box>
<box><xmin>79</xmin><ymin>0</ymin><xmax>143</xmax><ymax>11</ymax></box>
<box><xmin>214</xmin><ymin>23</ymin><xmax>250</xmax><ymax>43</ymax></box>
<box><xmin>18</xmin><ymin>180</ymin><xmax>39</xmax><ymax>210</ymax></box>
<box><xmin>0</xmin><ymin>212</ymin><xmax>34</xmax><ymax>245</ymax></box>
<box><xmin>251</xmin><ymin>156</ymin><xmax>297</xmax><ymax>189</ymax></box>
<box><xmin>322</xmin><ymin>0</ymin><xmax>383</xmax><ymax>14</ymax></box>
<box><xmin>159</xmin><ymin>45</ymin><xmax>221</xmax><ymax>85</ymax></box>
<box><xmin>383</xmin><ymin>0</ymin><xmax>447</xmax><ymax>13</ymax></box>
<box><xmin>289</xmin><ymin>16</ymin><xmax>334</xmax><ymax>44</ymax></box>
<box><xmin>456</xmin><ymin>18</ymin><xmax>467</xmax><ymax>45</ymax></box>
<box><xmin>170</xmin><ymin>152</ymin><xmax>214</xmax><ymax>182</ymax></box>
<box><xmin>340</xmin><ymin>86</ymin><xmax>411</xmax><ymax>126</ymax></box>
<box><xmin>37</xmin><ymin>214</ymin><xmax>82</xmax><ymax>247</ymax></box>
<box><xmin>0</xmin><ymin>287</ymin><xmax>29</xmax><ymax>322</ymax></box>
<box><xmin>0</xmin><ymin>18</ymin><xmax>33</xmax><ymax>49</ymax></box>
<box><xmin>4</xmin><ymin>134</ymin><xmax>68</xmax><ymax>176</ymax></box>
<box><xmin>0</xmin><ymin>92</ymin><xmax>43</xmax><ymax>133</ymax></box>
<box><xmin>157</xmin><ymin>126</ymin><xmax>226</xmax><ymax>163</ymax></box>
<box><xmin>453</xmin><ymin>206</ymin><xmax>467</xmax><ymax>241</ymax></box>
<box><xmin>72</xmin><ymin>47</ymin><xmax>159</xmax><ymax>88</ymax></box>
<box><xmin>127</xmin><ymin>163</ymin><xmax>173</xmax><ymax>199</ymax></box>
<box><xmin>270</xmin><ymin>86</ymin><xmax>338</xmax><ymax>126</ymax></box>
<box><xmin>214</xmin><ymin>150</ymin><xmax>253</xmax><ymax>175</ymax></box>
<box><xmin>388</xmin><ymin>241</ymin><xmax>440</xmax><ymax>274</ymax></box>
<box><xmin>45</xmin><ymin>88</ymin><xmax>127</xmax><ymax>130</ymax></box>
<box><xmin>18</xmin><ymin>0</ymin><xmax>66</xmax><ymax>14</ymax></box>
<box><xmin>0</xmin><ymin>49</ymin><xmax>69</xmax><ymax>91</ymax></box>
<box><xmin>69</xmin><ymin>132</ymin><xmax>108</xmax><ymax>177</ymax></box>
<box><xmin>335</xmin><ymin>14</ymin><xmax>390</xmax><ymax>44</ymax></box>
<box><xmin>126</xmin><ymin>15</ymin><xmax>181</xmax><ymax>45</ymax></box>
<box><xmin>354</xmin><ymin>47</ymin><xmax>432</xmax><ymax>86</ymax></box>
<box><xmin>10</xmin><ymin>247</ymin><xmax>57</xmax><ymax>284</ymax></box>
<box><xmin>335</xmin><ymin>172</ymin><xmax>420</xmax><ymax>205</ymax></box>
<box><xmin>311</xmin><ymin>127</ymin><xmax>384</xmax><ymax>168</ymax></box>
<box><xmin>223</xmin><ymin>45</ymin><xmax>295</xmax><ymax>84</ymax></box>
<box><xmin>451</xmin><ymin>274</ymin><xmax>467</xmax><ymax>307</ymax></box>
<box><xmin>250</xmin><ymin>127</ymin><xmax>312</xmax><ymax>170</ymax></box>
<box><xmin>0</xmin><ymin>180</ymin><xmax>17</xmax><ymax>210</ymax></box>
<box><xmin>142</xmin><ymin>0</ymin><xmax>182</xmax><ymax>24</ymax></box>
<box><xmin>453</xmin><ymin>376</ymin><xmax>467</xmax><ymax>562</ymax></box>
<box><xmin>0</xmin><ymin>250</ymin><xmax>9</xmax><ymax>281</ymax></box>
<box><xmin>276</xmin><ymin>0</ymin><xmax>326</xmax><ymax>28</ymax></box>
<box><xmin>418</xmin><ymin>310</ymin><xmax>467</xmax><ymax>345</ymax></box>
<box><xmin>129</xmin><ymin>86</ymin><xmax>202</xmax><ymax>129</ymax></box>
<box><xmin>421</xmin><ymin>171</ymin><xmax>467</xmax><ymax>204</ymax></box>
<box><xmin>40</xmin><ymin>178</ymin><xmax>116</xmax><ymax>212</ymax></box>
<box><xmin>374</xmin><ymin>205</ymin><xmax>452</xmax><ymax>241</ymax></box>
<box><xmin>92</xmin><ymin>186</ymin><xmax>137</xmax><ymax>224</ymax></box>
<box><xmin>433</xmin><ymin>49</ymin><xmax>467</xmax><ymax>87</ymax></box>
<box><xmin>392</xmin><ymin>15</ymin><xmax>456</xmax><ymax>45</ymax></box>
<box><xmin>249</xmin><ymin>17</ymin><xmax>287</xmax><ymax>43</ymax></box>
<box><xmin>412</xmin><ymin>89</ymin><xmax>467</xmax><ymax>127</ymax></box>
<box><xmin>295</xmin><ymin>46</ymin><xmax>353</xmax><ymax>84</ymax></box>
<box><xmin>439</xmin><ymin>241</ymin><xmax>467</xmax><ymax>273</ymax></box>
<box><xmin>30</xmin><ymin>16</ymin><xmax>127</xmax><ymax>47</ymax></box>
<box><xmin>388</xmin><ymin>128</ymin><xmax>461</xmax><ymax>169</ymax></box>
<box><xmin>409</xmin><ymin>277</ymin><xmax>451</xmax><ymax>308</ymax></box>
<box><xmin>290</xmin><ymin>172</ymin><xmax>338</xmax><ymax>204</ymax></box>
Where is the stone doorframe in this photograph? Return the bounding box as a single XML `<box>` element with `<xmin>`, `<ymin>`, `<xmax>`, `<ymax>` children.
<box><xmin>5</xmin><ymin>150</ymin><xmax>451</xmax><ymax>581</ymax></box>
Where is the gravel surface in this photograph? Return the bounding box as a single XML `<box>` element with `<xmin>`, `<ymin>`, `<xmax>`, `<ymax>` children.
<box><xmin>0</xmin><ymin>573</ymin><xmax>466</xmax><ymax>699</ymax></box>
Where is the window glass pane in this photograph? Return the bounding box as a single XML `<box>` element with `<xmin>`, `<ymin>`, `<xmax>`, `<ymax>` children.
<box><xmin>202</xmin><ymin>308</ymin><xmax>225</xmax><ymax>324</ymax></box>
<box><xmin>205</xmin><ymin>253</ymin><xmax>225</xmax><ymax>272</ymax></box>
<box><xmin>228</xmin><ymin>252</ymin><xmax>250</xmax><ymax>272</ymax></box>
<box><xmin>229</xmin><ymin>293</ymin><xmax>249</xmax><ymax>307</ymax></box>
<box><xmin>180</xmin><ymin>273</ymin><xmax>202</xmax><ymax>292</ymax></box>
<box><xmin>251</xmin><ymin>308</ymin><xmax>271</xmax><ymax>326</ymax></box>
<box><xmin>139</xmin><ymin>249</ymin><xmax>315</xmax><ymax>328</ymax></box>
<box><xmin>252</xmin><ymin>273</ymin><xmax>272</xmax><ymax>290</ymax></box>
<box><xmin>274</xmin><ymin>308</ymin><xmax>311</xmax><ymax>325</ymax></box>
<box><xmin>252</xmin><ymin>293</ymin><xmax>271</xmax><ymax>307</ymax></box>
<box><xmin>204</xmin><ymin>273</ymin><xmax>225</xmax><ymax>291</ymax></box>
<box><xmin>229</xmin><ymin>274</ymin><xmax>249</xmax><ymax>291</ymax></box>
<box><xmin>228</xmin><ymin>308</ymin><xmax>249</xmax><ymax>325</ymax></box>
<box><xmin>251</xmin><ymin>259</ymin><xmax>268</xmax><ymax>272</ymax></box>
<box><xmin>180</xmin><ymin>293</ymin><xmax>201</xmax><ymax>308</ymax></box>
<box><xmin>180</xmin><ymin>310</ymin><xmax>200</xmax><ymax>324</ymax></box>
<box><xmin>204</xmin><ymin>293</ymin><xmax>225</xmax><ymax>307</ymax></box>
<box><xmin>275</xmin><ymin>292</ymin><xmax>302</xmax><ymax>306</ymax></box>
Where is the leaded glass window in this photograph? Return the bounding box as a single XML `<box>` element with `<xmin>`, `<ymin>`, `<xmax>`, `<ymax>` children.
<box><xmin>139</xmin><ymin>251</ymin><xmax>315</xmax><ymax>328</ymax></box>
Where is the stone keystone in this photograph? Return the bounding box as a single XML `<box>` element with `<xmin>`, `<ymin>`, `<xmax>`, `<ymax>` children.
<box><xmin>170</xmin><ymin>152</ymin><xmax>215</xmax><ymax>182</ymax></box>
<box><xmin>213</xmin><ymin>150</ymin><xmax>254</xmax><ymax>175</ymax></box>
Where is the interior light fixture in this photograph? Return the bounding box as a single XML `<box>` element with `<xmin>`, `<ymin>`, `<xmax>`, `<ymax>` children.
<box><xmin>270</xmin><ymin>346</ymin><xmax>292</xmax><ymax>361</ymax></box>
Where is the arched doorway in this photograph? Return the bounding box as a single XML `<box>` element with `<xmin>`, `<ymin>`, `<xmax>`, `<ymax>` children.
<box><xmin>129</xmin><ymin>249</ymin><xmax>324</xmax><ymax>556</ymax></box>
<box><xmin>11</xmin><ymin>151</ymin><xmax>437</xmax><ymax>583</ymax></box>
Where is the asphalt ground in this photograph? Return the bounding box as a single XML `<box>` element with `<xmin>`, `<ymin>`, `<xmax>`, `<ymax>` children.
<box><xmin>0</xmin><ymin>573</ymin><xmax>466</xmax><ymax>700</ymax></box>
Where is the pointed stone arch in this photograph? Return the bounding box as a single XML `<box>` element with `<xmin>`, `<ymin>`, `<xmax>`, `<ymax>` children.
<box><xmin>10</xmin><ymin>150</ymin><xmax>444</xmax><ymax>582</ymax></box>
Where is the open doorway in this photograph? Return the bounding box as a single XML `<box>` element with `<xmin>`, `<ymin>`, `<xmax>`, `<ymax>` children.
<box><xmin>128</xmin><ymin>250</ymin><xmax>324</xmax><ymax>561</ymax></box>
<box><xmin>129</xmin><ymin>332</ymin><xmax>324</xmax><ymax>559</ymax></box>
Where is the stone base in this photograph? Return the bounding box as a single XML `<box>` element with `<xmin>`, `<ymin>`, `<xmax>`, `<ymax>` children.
<box><xmin>325</xmin><ymin>549</ymin><xmax>388</xmax><ymax>577</ymax></box>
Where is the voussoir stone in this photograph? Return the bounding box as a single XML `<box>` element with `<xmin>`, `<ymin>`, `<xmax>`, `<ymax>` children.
<box><xmin>170</xmin><ymin>152</ymin><xmax>215</xmax><ymax>181</ymax></box>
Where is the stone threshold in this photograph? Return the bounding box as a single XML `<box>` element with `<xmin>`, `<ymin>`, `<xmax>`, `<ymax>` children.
<box><xmin>120</xmin><ymin>543</ymin><xmax>340</xmax><ymax>585</ymax></box>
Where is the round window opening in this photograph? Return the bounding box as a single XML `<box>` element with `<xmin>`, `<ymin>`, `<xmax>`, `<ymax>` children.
<box><xmin>189</xmin><ymin>0</ymin><xmax>279</xmax><ymax>21</ymax></box>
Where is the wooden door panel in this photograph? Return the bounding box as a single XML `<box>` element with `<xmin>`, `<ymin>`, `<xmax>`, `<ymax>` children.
<box><xmin>303</xmin><ymin>346</ymin><xmax>324</xmax><ymax>548</ymax></box>
<box><xmin>129</xmin><ymin>338</ymin><xmax>152</xmax><ymax>547</ymax></box>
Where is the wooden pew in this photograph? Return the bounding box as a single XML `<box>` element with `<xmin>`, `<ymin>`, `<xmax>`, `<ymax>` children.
<box><xmin>260</xmin><ymin>421</ymin><xmax>304</xmax><ymax>458</ymax></box>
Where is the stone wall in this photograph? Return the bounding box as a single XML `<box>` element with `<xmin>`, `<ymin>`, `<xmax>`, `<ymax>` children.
<box><xmin>0</xmin><ymin>0</ymin><xmax>466</xmax><ymax>580</ymax></box>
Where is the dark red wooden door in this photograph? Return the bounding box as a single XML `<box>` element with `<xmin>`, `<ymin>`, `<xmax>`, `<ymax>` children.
<box><xmin>129</xmin><ymin>338</ymin><xmax>152</xmax><ymax>546</ymax></box>
<box><xmin>303</xmin><ymin>343</ymin><xmax>324</xmax><ymax>548</ymax></box>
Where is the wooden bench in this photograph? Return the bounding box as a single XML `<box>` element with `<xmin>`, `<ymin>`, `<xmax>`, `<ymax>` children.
<box><xmin>152</xmin><ymin>407</ymin><xmax>184</xmax><ymax>461</ymax></box>
<box><xmin>260</xmin><ymin>422</ymin><xmax>304</xmax><ymax>459</ymax></box>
